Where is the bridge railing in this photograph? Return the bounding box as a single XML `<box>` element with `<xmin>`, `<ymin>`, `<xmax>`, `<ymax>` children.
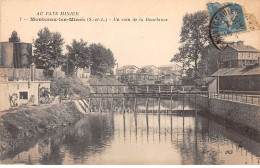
<box><xmin>211</xmin><ymin>92</ymin><xmax>260</xmax><ymax>105</ymax></box>
<box><xmin>90</xmin><ymin>84</ymin><xmax>187</xmax><ymax>94</ymax></box>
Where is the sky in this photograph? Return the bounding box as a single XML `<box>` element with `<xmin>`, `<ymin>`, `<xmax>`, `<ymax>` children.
<box><xmin>0</xmin><ymin>0</ymin><xmax>260</xmax><ymax>68</ymax></box>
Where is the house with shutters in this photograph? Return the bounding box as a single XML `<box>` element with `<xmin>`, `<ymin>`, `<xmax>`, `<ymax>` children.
<box><xmin>219</xmin><ymin>41</ymin><xmax>260</xmax><ymax>68</ymax></box>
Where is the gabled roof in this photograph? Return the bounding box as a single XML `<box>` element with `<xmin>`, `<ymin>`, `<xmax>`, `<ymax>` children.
<box><xmin>230</xmin><ymin>45</ymin><xmax>260</xmax><ymax>52</ymax></box>
<box><xmin>224</xmin><ymin>41</ymin><xmax>260</xmax><ymax>52</ymax></box>
<box><xmin>138</xmin><ymin>65</ymin><xmax>160</xmax><ymax>75</ymax></box>
<box><xmin>202</xmin><ymin>77</ymin><xmax>216</xmax><ymax>84</ymax></box>
<box><xmin>158</xmin><ymin>64</ymin><xmax>182</xmax><ymax>70</ymax></box>
<box><xmin>141</xmin><ymin>65</ymin><xmax>159</xmax><ymax>69</ymax></box>
<box><xmin>211</xmin><ymin>66</ymin><xmax>260</xmax><ymax>77</ymax></box>
<box><xmin>117</xmin><ymin>65</ymin><xmax>139</xmax><ymax>70</ymax></box>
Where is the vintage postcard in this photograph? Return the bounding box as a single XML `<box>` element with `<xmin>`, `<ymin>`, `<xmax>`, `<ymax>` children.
<box><xmin>0</xmin><ymin>0</ymin><xmax>260</xmax><ymax>165</ymax></box>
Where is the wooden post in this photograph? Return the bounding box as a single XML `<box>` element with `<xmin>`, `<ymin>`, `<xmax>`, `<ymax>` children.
<box><xmin>170</xmin><ymin>86</ymin><xmax>173</xmax><ymax>114</ymax></box>
<box><xmin>122</xmin><ymin>86</ymin><xmax>126</xmax><ymax>113</ymax></box>
<box><xmin>134</xmin><ymin>96</ymin><xmax>137</xmax><ymax>113</ymax></box>
<box><xmin>182</xmin><ymin>93</ymin><xmax>185</xmax><ymax>111</ymax></box>
<box><xmin>111</xmin><ymin>86</ymin><xmax>114</xmax><ymax>112</ymax></box>
<box><xmin>99</xmin><ymin>95</ymin><xmax>102</xmax><ymax>113</ymax></box>
<box><xmin>146</xmin><ymin>85</ymin><xmax>149</xmax><ymax>113</ymax></box>
<box><xmin>111</xmin><ymin>94</ymin><xmax>114</xmax><ymax>112</ymax></box>
<box><xmin>158</xmin><ymin>85</ymin><xmax>161</xmax><ymax>113</ymax></box>
<box><xmin>89</xmin><ymin>94</ymin><xmax>92</xmax><ymax>112</ymax></box>
<box><xmin>195</xmin><ymin>93</ymin><xmax>197</xmax><ymax>115</ymax></box>
<box><xmin>152</xmin><ymin>97</ymin><xmax>155</xmax><ymax>114</ymax></box>
<box><xmin>134</xmin><ymin>86</ymin><xmax>137</xmax><ymax>113</ymax></box>
<box><xmin>177</xmin><ymin>91</ymin><xmax>179</xmax><ymax>111</ymax></box>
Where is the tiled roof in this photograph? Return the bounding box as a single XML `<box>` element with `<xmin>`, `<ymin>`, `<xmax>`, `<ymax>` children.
<box><xmin>159</xmin><ymin>64</ymin><xmax>182</xmax><ymax>70</ymax></box>
<box><xmin>117</xmin><ymin>65</ymin><xmax>139</xmax><ymax>70</ymax></box>
<box><xmin>202</xmin><ymin>77</ymin><xmax>216</xmax><ymax>84</ymax></box>
<box><xmin>141</xmin><ymin>65</ymin><xmax>159</xmax><ymax>69</ymax></box>
<box><xmin>230</xmin><ymin>45</ymin><xmax>260</xmax><ymax>52</ymax></box>
<box><xmin>211</xmin><ymin>66</ymin><xmax>260</xmax><ymax>77</ymax></box>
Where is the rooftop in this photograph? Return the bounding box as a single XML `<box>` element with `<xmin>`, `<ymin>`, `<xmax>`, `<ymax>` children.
<box><xmin>158</xmin><ymin>64</ymin><xmax>182</xmax><ymax>70</ymax></box>
<box><xmin>211</xmin><ymin>65</ymin><xmax>260</xmax><ymax>77</ymax></box>
<box><xmin>117</xmin><ymin>65</ymin><xmax>139</xmax><ymax>70</ymax></box>
<box><xmin>225</xmin><ymin>41</ymin><xmax>260</xmax><ymax>52</ymax></box>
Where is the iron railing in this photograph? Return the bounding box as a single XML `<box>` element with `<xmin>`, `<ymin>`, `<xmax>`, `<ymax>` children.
<box><xmin>211</xmin><ymin>92</ymin><xmax>260</xmax><ymax>105</ymax></box>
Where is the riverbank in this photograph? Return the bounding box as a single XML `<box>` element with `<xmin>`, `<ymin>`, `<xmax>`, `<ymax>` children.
<box><xmin>0</xmin><ymin>102</ymin><xmax>83</xmax><ymax>156</ymax></box>
<box><xmin>188</xmin><ymin>94</ymin><xmax>260</xmax><ymax>133</ymax></box>
<box><xmin>0</xmin><ymin>76</ymin><xmax>123</xmax><ymax>156</ymax></box>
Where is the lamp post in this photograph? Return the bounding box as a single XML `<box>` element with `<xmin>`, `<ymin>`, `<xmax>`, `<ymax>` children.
<box><xmin>216</xmin><ymin>50</ymin><xmax>222</xmax><ymax>96</ymax></box>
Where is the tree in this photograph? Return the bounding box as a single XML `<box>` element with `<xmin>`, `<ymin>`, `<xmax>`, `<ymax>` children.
<box><xmin>198</xmin><ymin>44</ymin><xmax>219</xmax><ymax>78</ymax></box>
<box><xmin>65</xmin><ymin>39</ymin><xmax>90</xmax><ymax>76</ymax></box>
<box><xmin>171</xmin><ymin>11</ymin><xmax>209</xmax><ymax>79</ymax></box>
<box><xmin>34</xmin><ymin>27</ymin><xmax>65</xmax><ymax>70</ymax></box>
<box><xmin>89</xmin><ymin>43</ymin><xmax>115</xmax><ymax>76</ymax></box>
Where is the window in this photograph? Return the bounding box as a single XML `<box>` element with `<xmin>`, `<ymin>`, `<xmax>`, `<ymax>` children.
<box><xmin>238</xmin><ymin>53</ymin><xmax>242</xmax><ymax>59</ymax></box>
<box><xmin>19</xmin><ymin>92</ymin><xmax>28</xmax><ymax>100</ymax></box>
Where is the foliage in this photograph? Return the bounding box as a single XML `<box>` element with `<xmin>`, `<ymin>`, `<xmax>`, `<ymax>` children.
<box><xmin>89</xmin><ymin>43</ymin><xmax>115</xmax><ymax>76</ymax></box>
<box><xmin>198</xmin><ymin>44</ymin><xmax>219</xmax><ymax>79</ymax></box>
<box><xmin>64</xmin><ymin>39</ymin><xmax>90</xmax><ymax>76</ymax></box>
<box><xmin>64</xmin><ymin>40</ymin><xmax>115</xmax><ymax>77</ymax></box>
<box><xmin>33</xmin><ymin>27</ymin><xmax>65</xmax><ymax>70</ymax></box>
<box><xmin>171</xmin><ymin>11</ymin><xmax>210</xmax><ymax>80</ymax></box>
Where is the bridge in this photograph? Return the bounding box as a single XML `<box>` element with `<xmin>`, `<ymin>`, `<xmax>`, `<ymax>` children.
<box><xmin>89</xmin><ymin>84</ymin><xmax>208</xmax><ymax>113</ymax></box>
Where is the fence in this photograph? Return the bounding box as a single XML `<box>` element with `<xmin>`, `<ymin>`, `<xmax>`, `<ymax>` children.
<box><xmin>211</xmin><ymin>92</ymin><xmax>260</xmax><ymax>105</ymax></box>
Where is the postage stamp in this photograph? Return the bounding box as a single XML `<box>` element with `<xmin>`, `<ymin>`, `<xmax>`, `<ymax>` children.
<box><xmin>207</xmin><ymin>2</ymin><xmax>247</xmax><ymax>37</ymax></box>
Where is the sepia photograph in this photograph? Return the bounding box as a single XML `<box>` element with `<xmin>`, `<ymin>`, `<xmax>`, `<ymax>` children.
<box><xmin>0</xmin><ymin>0</ymin><xmax>260</xmax><ymax>165</ymax></box>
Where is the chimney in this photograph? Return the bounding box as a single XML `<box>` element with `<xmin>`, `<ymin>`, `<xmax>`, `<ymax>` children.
<box><xmin>237</xmin><ymin>41</ymin><xmax>244</xmax><ymax>46</ymax></box>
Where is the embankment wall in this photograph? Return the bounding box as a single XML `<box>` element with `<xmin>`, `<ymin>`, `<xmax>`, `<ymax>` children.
<box><xmin>210</xmin><ymin>98</ymin><xmax>260</xmax><ymax>132</ymax></box>
<box><xmin>189</xmin><ymin>94</ymin><xmax>260</xmax><ymax>132</ymax></box>
<box><xmin>189</xmin><ymin>94</ymin><xmax>209</xmax><ymax>109</ymax></box>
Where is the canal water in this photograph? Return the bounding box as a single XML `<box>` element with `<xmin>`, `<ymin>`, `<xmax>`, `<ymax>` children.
<box><xmin>1</xmin><ymin>100</ymin><xmax>260</xmax><ymax>165</ymax></box>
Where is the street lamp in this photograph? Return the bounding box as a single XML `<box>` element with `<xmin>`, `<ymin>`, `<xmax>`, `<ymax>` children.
<box><xmin>216</xmin><ymin>50</ymin><xmax>222</xmax><ymax>96</ymax></box>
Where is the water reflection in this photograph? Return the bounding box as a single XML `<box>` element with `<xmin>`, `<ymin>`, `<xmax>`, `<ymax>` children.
<box><xmin>1</xmin><ymin>110</ymin><xmax>260</xmax><ymax>164</ymax></box>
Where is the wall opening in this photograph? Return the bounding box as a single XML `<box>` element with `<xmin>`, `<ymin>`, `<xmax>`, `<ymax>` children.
<box><xmin>19</xmin><ymin>91</ymin><xmax>28</xmax><ymax>100</ymax></box>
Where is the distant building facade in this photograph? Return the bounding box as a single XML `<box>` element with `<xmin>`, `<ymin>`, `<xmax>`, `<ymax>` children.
<box><xmin>220</xmin><ymin>41</ymin><xmax>260</xmax><ymax>68</ymax></box>
<box><xmin>136</xmin><ymin>65</ymin><xmax>160</xmax><ymax>82</ymax></box>
<box><xmin>158</xmin><ymin>64</ymin><xmax>182</xmax><ymax>84</ymax></box>
<box><xmin>115</xmin><ymin>64</ymin><xmax>182</xmax><ymax>84</ymax></box>
<box><xmin>116</xmin><ymin>65</ymin><xmax>140</xmax><ymax>83</ymax></box>
<box><xmin>74</xmin><ymin>67</ymin><xmax>91</xmax><ymax>78</ymax></box>
<box><xmin>116</xmin><ymin>65</ymin><xmax>140</xmax><ymax>75</ymax></box>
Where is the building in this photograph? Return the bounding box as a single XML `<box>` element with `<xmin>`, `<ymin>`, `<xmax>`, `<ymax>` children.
<box><xmin>0</xmin><ymin>31</ymin><xmax>52</xmax><ymax>111</ymax></box>
<box><xmin>200</xmin><ymin>76</ymin><xmax>217</xmax><ymax>93</ymax></box>
<box><xmin>211</xmin><ymin>64</ymin><xmax>260</xmax><ymax>91</ymax></box>
<box><xmin>158</xmin><ymin>64</ymin><xmax>182</xmax><ymax>84</ymax></box>
<box><xmin>219</xmin><ymin>41</ymin><xmax>260</xmax><ymax>68</ymax></box>
<box><xmin>0</xmin><ymin>76</ymin><xmax>51</xmax><ymax>111</ymax></box>
<box><xmin>0</xmin><ymin>31</ymin><xmax>32</xmax><ymax>68</ymax></box>
<box><xmin>136</xmin><ymin>65</ymin><xmax>160</xmax><ymax>82</ymax></box>
<box><xmin>116</xmin><ymin>65</ymin><xmax>140</xmax><ymax>83</ymax></box>
<box><xmin>116</xmin><ymin>65</ymin><xmax>140</xmax><ymax>75</ymax></box>
<box><xmin>74</xmin><ymin>67</ymin><xmax>91</xmax><ymax>78</ymax></box>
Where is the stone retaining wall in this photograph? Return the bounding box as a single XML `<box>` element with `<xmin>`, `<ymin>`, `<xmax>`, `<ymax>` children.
<box><xmin>189</xmin><ymin>94</ymin><xmax>209</xmax><ymax>109</ymax></box>
<box><xmin>210</xmin><ymin>98</ymin><xmax>260</xmax><ymax>132</ymax></box>
<box><xmin>189</xmin><ymin>94</ymin><xmax>260</xmax><ymax>132</ymax></box>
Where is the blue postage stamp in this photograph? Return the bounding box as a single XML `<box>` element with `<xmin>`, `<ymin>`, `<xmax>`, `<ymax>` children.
<box><xmin>207</xmin><ymin>2</ymin><xmax>247</xmax><ymax>37</ymax></box>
